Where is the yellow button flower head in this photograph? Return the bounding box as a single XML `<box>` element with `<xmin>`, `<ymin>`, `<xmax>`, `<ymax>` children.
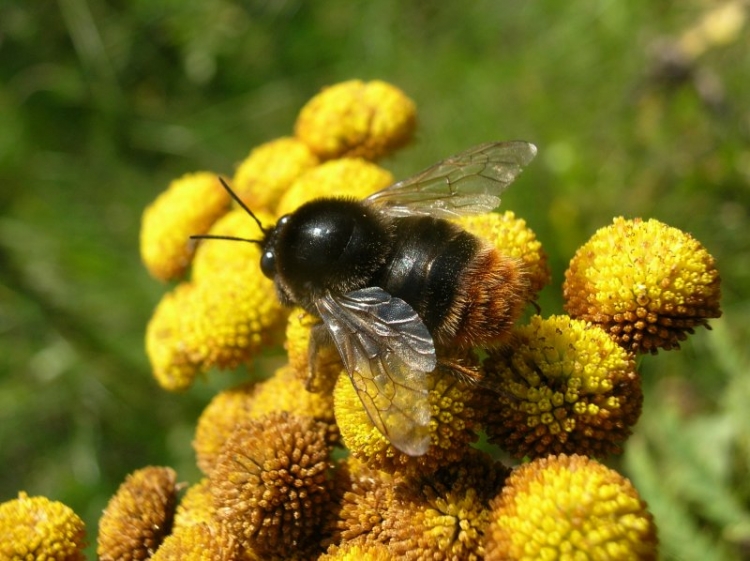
<box><xmin>483</xmin><ymin>315</ymin><xmax>642</xmax><ymax>459</ymax></box>
<box><xmin>295</xmin><ymin>79</ymin><xmax>417</xmax><ymax>161</ymax></box>
<box><xmin>232</xmin><ymin>137</ymin><xmax>319</xmax><ymax>214</ymax></box>
<box><xmin>0</xmin><ymin>491</ymin><xmax>86</xmax><ymax>561</ymax></box>
<box><xmin>276</xmin><ymin>157</ymin><xmax>394</xmax><ymax>217</ymax></box>
<box><xmin>97</xmin><ymin>466</ymin><xmax>179</xmax><ymax>561</ymax></box>
<box><xmin>485</xmin><ymin>454</ymin><xmax>658</xmax><ymax>561</ymax></box>
<box><xmin>333</xmin><ymin>363</ymin><xmax>482</xmax><ymax>475</ymax></box>
<box><xmin>150</xmin><ymin>523</ymin><xmax>239</xmax><ymax>561</ymax></box>
<box><xmin>209</xmin><ymin>411</ymin><xmax>333</xmax><ymax>558</ymax></box>
<box><xmin>383</xmin><ymin>450</ymin><xmax>508</xmax><ymax>560</ymax></box>
<box><xmin>193</xmin><ymin>366</ymin><xmax>337</xmax><ymax>475</ymax></box>
<box><xmin>321</xmin><ymin>542</ymin><xmax>393</xmax><ymax>561</ymax></box>
<box><xmin>140</xmin><ymin>172</ymin><xmax>230</xmax><ymax>281</ymax></box>
<box><xmin>564</xmin><ymin>216</ymin><xmax>722</xmax><ymax>354</ymax></box>
<box><xmin>172</xmin><ymin>478</ymin><xmax>214</xmax><ymax>531</ymax></box>
<box><xmin>145</xmin><ymin>208</ymin><xmax>286</xmax><ymax>392</ymax></box>
<box><xmin>455</xmin><ymin>211</ymin><xmax>551</xmax><ymax>303</ymax></box>
<box><xmin>325</xmin><ymin>456</ymin><xmax>403</xmax><ymax>548</ymax></box>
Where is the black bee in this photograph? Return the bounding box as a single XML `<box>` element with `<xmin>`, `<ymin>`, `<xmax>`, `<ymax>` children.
<box><xmin>195</xmin><ymin>141</ymin><xmax>537</xmax><ymax>456</ymax></box>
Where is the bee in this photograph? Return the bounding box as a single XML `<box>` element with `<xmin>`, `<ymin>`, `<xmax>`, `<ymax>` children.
<box><xmin>194</xmin><ymin>141</ymin><xmax>537</xmax><ymax>456</ymax></box>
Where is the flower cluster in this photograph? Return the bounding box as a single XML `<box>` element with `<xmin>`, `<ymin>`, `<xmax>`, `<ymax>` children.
<box><xmin>1</xmin><ymin>79</ymin><xmax>722</xmax><ymax>559</ymax></box>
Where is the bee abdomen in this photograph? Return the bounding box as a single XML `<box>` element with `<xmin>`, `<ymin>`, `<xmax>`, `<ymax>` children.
<box><xmin>374</xmin><ymin>216</ymin><xmax>528</xmax><ymax>350</ymax></box>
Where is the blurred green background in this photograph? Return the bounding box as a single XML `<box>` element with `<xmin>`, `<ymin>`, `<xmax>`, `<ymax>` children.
<box><xmin>1</xmin><ymin>1</ymin><xmax>748</xmax><ymax>559</ymax></box>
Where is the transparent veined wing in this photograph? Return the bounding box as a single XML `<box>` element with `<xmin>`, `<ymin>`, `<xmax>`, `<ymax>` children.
<box><xmin>366</xmin><ymin>141</ymin><xmax>537</xmax><ymax>218</ymax></box>
<box><xmin>316</xmin><ymin>287</ymin><xmax>435</xmax><ymax>456</ymax></box>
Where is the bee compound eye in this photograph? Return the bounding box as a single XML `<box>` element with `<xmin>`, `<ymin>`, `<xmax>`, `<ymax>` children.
<box><xmin>260</xmin><ymin>250</ymin><xmax>276</xmax><ymax>279</ymax></box>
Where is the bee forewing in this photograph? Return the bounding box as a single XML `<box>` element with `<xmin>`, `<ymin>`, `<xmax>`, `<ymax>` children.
<box><xmin>366</xmin><ymin>141</ymin><xmax>537</xmax><ymax>218</ymax></box>
<box><xmin>316</xmin><ymin>289</ymin><xmax>435</xmax><ymax>456</ymax></box>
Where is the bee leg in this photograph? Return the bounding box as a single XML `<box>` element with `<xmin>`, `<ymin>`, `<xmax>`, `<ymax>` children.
<box><xmin>436</xmin><ymin>356</ymin><xmax>485</xmax><ymax>386</ymax></box>
<box><xmin>305</xmin><ymin>324</ymin><xmax>339</xmax><ymax>394</ymax></box>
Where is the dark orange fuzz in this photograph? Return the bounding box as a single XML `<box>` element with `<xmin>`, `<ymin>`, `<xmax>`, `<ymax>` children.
<box><xmin>436</xmin><ymin>245</ymin><xmax>527</xmax><ymax>349</ymax></box>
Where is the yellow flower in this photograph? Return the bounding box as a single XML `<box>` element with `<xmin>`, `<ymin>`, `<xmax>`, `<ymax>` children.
<box><xmin>209</xmin><ymin>411</ymin><xmax>333</xmax><ymax>558</ymax></box>
<box><xmin>455</xmin><ymin>211</ymin><xmax>551</xmax><ymax>302</ymax></box>
<box><xmin>295</xmin><ymin>79</ymin><xmax>417</xmax><ymax>160</ymax></box>
<box><xmin>320</xmin><ymin>542</ymin><xmax>393</xmax><ymax>560</ymax></box>
<box><xmin>564</xmin><ymin>216</ymin><xmax>722</xmax><ymax>353</ymax></box>
<box><xmin>193</xmin><ymin>366</ymin><xmax>337</xmax><ymax>475</ymax></box>
<box><xmin>232</xmin><ymin>137</ymin><xmax>319</xmax><ymax>214</ymax></box>
<box><xmin>325</xmin><ymin>456</ymin><xmax>403</xmax><ymax>548</ymax></box>
<box><xmin>482</xmin><ymin>315</ymin><xmax>642</xmax><ymax>459</ymax></box>
<box><xmin>145</xmin><ymin>209</ymin><xmax>286</xmax><ymax>392</ymax></box>
<box><xmin>150</xmin><ymin>523</ymin><xmax>239</xmax><ymax>561</ymax></box>
<box><xmin>172</xmin><ymin>478</ymin><xmax>215</xmax><ymax>531</ymax></box>
<box><xmin>383</xmin><ymin>450</ymin><xmax>508</xmax><ymax>561</ymax></box>
<box><xmin>333</xmin><ymin>363</ymin><xmax>481</xmax><ymax>475</ymax></box>
<box><xmin>0</xmin><ymin>491</ymin><xmax>86</xmax><ymax>561</ymax></box>
<box><xmin>145</xmin><ymin>283</ymin><xmax>202</xmax><ymax>392</ymax></box>
<box><xmin>276</xmin><ymin>157</ymin><xmax>394</xmax><ymax>217</ymax></box>
<box><xmin>485</xmin><ymin>454</ymin><xmax>658</xmax><ymax>561</ymax></box>
<box><xmin>140</xmin><ymin>172</ymin><xmax>230</xmax><ymax>281</ymax></box>
<box><xmin>97</xmin><ymin>466</ymin><xmax>179</xmax><ymax>561</ymax></box>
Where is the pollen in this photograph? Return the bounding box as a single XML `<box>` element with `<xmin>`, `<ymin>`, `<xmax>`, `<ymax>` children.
<box><xmin>485</xmin><ymin>454</ymin><xmax>658</xmax><ymax>561</ymax></box>
<box><xmin>140</xmin><ymin>172</ymin><xmax>230</xmax><ymax>281</ymax></box>
<box><xmin>232</xmin><ymin>136</ymin><xmax>319</xmax><ymax>215</ymax></box>
<box><xmin>482</xmin><ymin>314</ymin><xmax>642</xmax><ymax>459</ymax></box>
<box><xmin>295</xmin><ymin>79</ymin><xmax>417</xmax><ymax>161</ymax></box>
<box><xmin>563</xmin><ymin>216</ymin><xmax>722</xmax><ymax>353</ymax></box>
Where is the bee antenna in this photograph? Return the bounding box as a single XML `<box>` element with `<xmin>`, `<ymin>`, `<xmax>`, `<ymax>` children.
<box><xmin>217</xmin><ymin>176</ymin><xmax>269</xmax><ymax>236</ymax></box>
<box><xmin>190</xmin><ymin>233</ymin><xmax>263</xmax><ymax>246</ymax></box>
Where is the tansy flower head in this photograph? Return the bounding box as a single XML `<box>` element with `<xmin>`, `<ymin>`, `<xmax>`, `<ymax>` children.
<box><xmin>209</xmin><ymin>411</ymin><xmax>333</xmax><ymax>558</ymax></box>
<box><xmin>145</xmin><ymin>209</ymin><xmax>286</xmax><ymax>392</ymax></box>
<box><xmin>482</xmin><ymin>315</ymin><xmax>642</xmax><ymax>459</ymax></box>
<box><xmin>295</xmin><ymin>79</ymin><xmax>417</xmax><ymax>161</ymax></box>
<box><xmin>564</xmin><ymin>216</ymin><xmax>722</xmax><ymax>354</ymax></box>
<box><xmin>333</xmin><ymin>363</ymin><xmax>482</xmax><ymax>475</ymax></box>
<box><xmin>320</xmin><ymin>542</ymin><xmax>393</xmax><ymax>560</ymax></box>
<box><xmin>276</xmin><ymin>157</ymin><xmax>394</xmax><ymax>217</ymax></box>
<box><xmin>193</xmin><ymin>366</ymin><xmax>337</xmax><ymax>475</ymax></box>
<box><xmin>173</xmin><ymin>478</ymin><xmax>215</xmax><ymax>531</ymax></box>
<box><xmin>485</xmin><ymin>454</ymin><xmax>658</xmax><ymax>561</ymax></box>
<box><xmin>140</xmin><ymin>172</ymin><xmax>230</xmax><ymax>281</ymax></box>
<box><xmin>325</xmin><ymin>456</ymin><xmax>403</xmax><ymax>548</ymax></box>
<box><xmin>455</xmin><ymin>211</ymin><xmax>551</xmax><ymax>302</ymax></box>
<box><xmin>382</xmin><ymin>450</ymin><xmax>508</xmax><ymax>560</ymax></box>
<box><xmin>97</xmin><ymin>466</ymin><xmax>179</xmax><ymax>561</ymax></box>
<box><xmin>0</xmin><ymin>491</ymin><xmax>86</xmax><ymax>561</ymax></box>
<box><xmin>150</xmin><ymin>523</ymin><xmax>239</xmax><ymax>561</ymax></box>
<box><xmin>232</xmin><ymin>137</ymin><xmax>319</xmax><ymax>214</ymax></box>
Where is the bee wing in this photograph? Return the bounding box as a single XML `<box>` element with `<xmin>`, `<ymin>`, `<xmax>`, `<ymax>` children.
<box><xmin>366</xmin><ymin>141</ymin><xmax>537</xmax><ymax>218</ymax></box>
<box><xmin>316</xmin><ymin>287</ymin><xmax>436</xmax><ymax>456</ymax></box>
